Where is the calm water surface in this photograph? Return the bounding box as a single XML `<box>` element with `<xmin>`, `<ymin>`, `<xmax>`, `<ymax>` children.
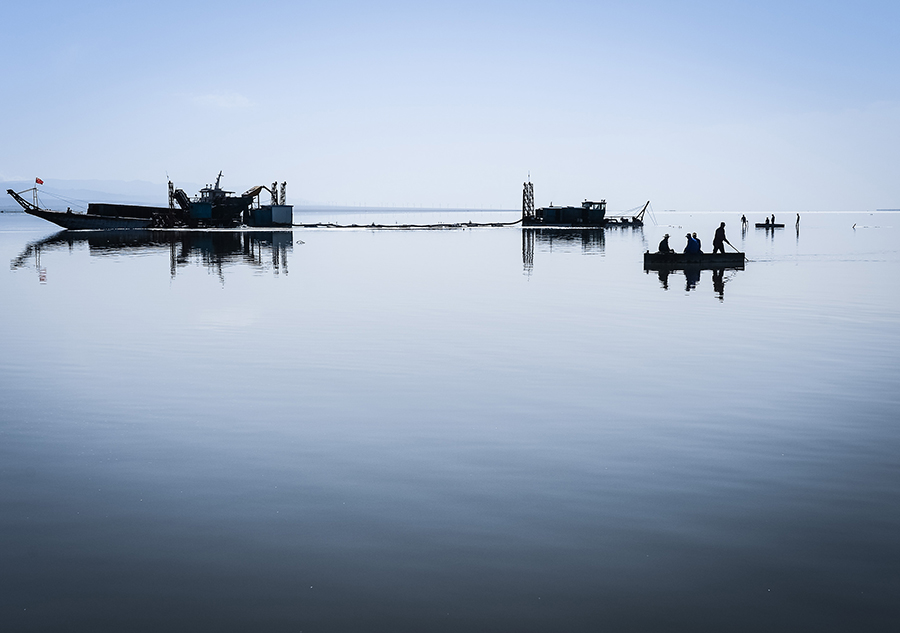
<box><xmin>1</xmin><ymin>210</ymin><xmax>898</xmax><ymax>631</ymax></box>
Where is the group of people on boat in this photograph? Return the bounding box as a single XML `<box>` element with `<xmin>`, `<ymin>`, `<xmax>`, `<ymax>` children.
<box><xmin>657</xmin><ymin>222</ymin><xmax>732</xmax><ymax>255</ymax></box>
<box><xmin>743</xmin><ymin>213</ymin><xmax>800</xmax><ymax>228</ymax></box>
<box><xmin>759</xmin><ymin>214</ymin><xmax>800</xmax><ymax>227</ymax></box>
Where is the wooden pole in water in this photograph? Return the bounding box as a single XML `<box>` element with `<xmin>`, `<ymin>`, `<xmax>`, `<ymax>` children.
<box><xmin>726</xmin><ymin>240</ymin><xmax>748</xmax><ymax>261</ymax></box>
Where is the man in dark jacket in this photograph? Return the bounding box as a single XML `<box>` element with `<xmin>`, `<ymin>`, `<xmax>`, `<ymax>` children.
<box><xmin>658</xmin><ymin>234</ymin><xmax>673</xmax><ymax>253</ymax></box>
<box><xmin>713</xmin><ymin>222</ymin><xmax>731</xmax><ymax>254</ymax></box>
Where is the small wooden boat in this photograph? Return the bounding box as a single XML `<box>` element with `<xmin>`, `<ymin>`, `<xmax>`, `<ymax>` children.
<box><xmin>755</xmin><ymin>223</ymin><xmax>785</xmax><ymax>228</ymax></box>
<box><xmin>644</xmin><ymin>251</ymin><xmax>745</xmax><ymax>270</ymax></box>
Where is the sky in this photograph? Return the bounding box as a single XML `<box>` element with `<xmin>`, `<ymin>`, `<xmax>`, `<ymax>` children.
<box><xmin>2</xmin><ymin>0</ymin><xmax>898</xmax><ymax>211</ymax></box>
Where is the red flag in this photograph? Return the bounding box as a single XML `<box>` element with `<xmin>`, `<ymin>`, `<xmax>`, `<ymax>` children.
<box><xmin>35</xmin><ymin>177</ymin><xmax>44</xmax><ymax>185</ymax></box>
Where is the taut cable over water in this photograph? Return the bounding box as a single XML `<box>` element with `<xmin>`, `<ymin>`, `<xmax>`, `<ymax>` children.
<box><xmin>292</xmin><ymin>218</ymin><xmax>524</xmax><ymax>230</ymax></box>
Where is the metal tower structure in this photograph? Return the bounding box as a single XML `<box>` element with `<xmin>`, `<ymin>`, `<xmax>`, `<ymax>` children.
<box><xmin>522</xmin><ymin>180</ymin><xmax>534</xmax><ymax>221</ymax></box>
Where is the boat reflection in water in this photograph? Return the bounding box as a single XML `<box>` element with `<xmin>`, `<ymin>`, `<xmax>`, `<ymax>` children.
<box><xmin>649</xmin><ymin>266</ymin><xmax>738</xmax><ymax>300</ymax></box>
<box><xmin>643</xmin><ymin>250</ymin><xmax>744</xmax><ymax>300</ymax></box>
<box><xmin>522</xmin><ymin>228</ymin><xmax>606</xmax><ymax>274</ymax></box>
<box><xmin>11</xmin><ymin>229</ymin><xmax>293</xmax><ymax>281</ymax></box>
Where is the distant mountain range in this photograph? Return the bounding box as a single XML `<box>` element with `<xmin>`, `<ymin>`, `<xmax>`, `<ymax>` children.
<box><xmin>0</xmin><ymin>179</ymin><xmax>203</xmax><ymax>212</ymax></box>
<box><xmin>1</xmin><ymin>178</ymin><xmax>320</xmax><ymax>212</ymax></box>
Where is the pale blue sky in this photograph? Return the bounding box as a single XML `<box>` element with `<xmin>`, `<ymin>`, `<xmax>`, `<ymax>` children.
<box><xmin>2</xmin><ymin>1</ymin><xmax>898</xmax><ymax>210</ymax></box>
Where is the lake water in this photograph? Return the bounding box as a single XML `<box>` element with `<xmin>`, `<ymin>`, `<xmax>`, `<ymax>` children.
<box><xmin>1</xmin><ymin>210</ymin><xmax>898</xmax><ymax>632</ymax></box>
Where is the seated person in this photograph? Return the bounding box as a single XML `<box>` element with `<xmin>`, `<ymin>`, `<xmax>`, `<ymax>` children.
<box><xmin>658</xmin><ymin>234</ymin><xmax>673</xmax><ymax>254</ymax></box>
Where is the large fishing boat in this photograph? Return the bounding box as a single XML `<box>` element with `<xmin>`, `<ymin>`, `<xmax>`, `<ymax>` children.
<box><xmin>6</xmin><ymin>172</ymin><xmax>293</xmax><ymax>229</ymax></box>
<box><xmin>520</xmin><ymin>181</ymin><xmax>648</xmax><ymax>227</ymax></box>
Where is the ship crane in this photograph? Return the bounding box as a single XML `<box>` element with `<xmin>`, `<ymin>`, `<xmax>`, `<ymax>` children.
<box><xmin>6</xmin><ymin>188</ymin><xmax>46</xmax><ymax>214</ymax></box>
<box><xmin>171</xmin><ymin>188</ymin><xmax>193</xmax><ymax>211</ymax></box>
<box><xmin>242</xmin><ymin>182</ymin><xmax>287</xmax><ymax>206</ymax></box>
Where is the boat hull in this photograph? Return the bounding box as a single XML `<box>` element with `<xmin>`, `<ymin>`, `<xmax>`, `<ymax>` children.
<box><xmin>755</xmin><ymin>223</ymin><xmax>785</xmax><ymax>228</ymax></box>
<box><xmin>26</xmin><ymin>208</ymin><xmax>154</xmax><ymax>230</ymax></box>
<box><xmin>644</xmin><ymin>251</ymin><xmax>745</xmax><ymax>270</ymax></box>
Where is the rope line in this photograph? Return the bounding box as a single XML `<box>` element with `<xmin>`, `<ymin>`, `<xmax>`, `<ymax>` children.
<box><xmin>34</xmin><ymin>190</ymin><xmax>90</xmax><ymax>211</ymax></box>
<box><xmin>292</xmin><ymin>219</ymin><xmax>524</xmax><ymax>230</ymax></box>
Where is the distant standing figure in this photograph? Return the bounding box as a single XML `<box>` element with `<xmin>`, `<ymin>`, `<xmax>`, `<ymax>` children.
<box><xmin>764</xmin><ymin>216</ymin><xmax>770</xmax><ymax>226</ymax></box>
<box><xmin>712</xmin><ymin>222</ymin><xmax>731</xmax><ymax>254</ymax></box>
<box><xmin>771</xmin><ymin>214</ymin><xmax>776</xmax><ymax>224</ymax></box>
<box><xmin>741</xmin><ymin>214</ymin><xmax>747</xmax><ymax>228</ymax></box>
<box><xmin>692</xmin><ymin>232</ymin><xmax>702</xmax><ymax>253</ymax></box>
<box><xmin>796</xmin><ymin>213</ymin><xmax>800</xmax><ymax>226</ymax></box>
<box><xmin>658</xmin><ymin>233</ymin><xmax>673</xmax><ymax>254</ymax></box>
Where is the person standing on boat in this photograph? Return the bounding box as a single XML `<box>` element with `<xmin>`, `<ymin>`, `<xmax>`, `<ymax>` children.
<box><xmin>771</xmin><ymin>214</ymin><xmax>776</xmax><ymax>224</ymax></box>
<box><xmin>658</xmin><ymin>233</ymin><xmax>673</xmax><ymax>254</ymax></box>
<box><xmin>684</xmin><ymin>233</ymin><xmax>700</xmax><ymax>254</ymax></box>
<box><xmin>712</xmin><ymin>222</ymin><xmax>732</xmax><ymax>254</ymax></box>
<box><xmin>692</xmin><ymin>232</ymin><xmax>702</xmax><ymax>253</ymax></box>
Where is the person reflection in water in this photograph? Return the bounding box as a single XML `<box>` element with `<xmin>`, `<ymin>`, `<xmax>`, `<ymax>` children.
<box><xmin>658</xmin><ymin>233</ymin><xmax>673</xmax><ymax>254</ymax></box>
<box><xmin>657</xmin><ymin>269</ymin><xmax>670</xmax><ymax>290</ymax></box>
<box><xmin>684</xmin><ymin>267</ymin><xmax>701</xmax><ymax>291</ymax></box>
<box><xmin>712</xmin><ymin>268</ymin><xmax>725</xmax><ymax>299</ymax></box>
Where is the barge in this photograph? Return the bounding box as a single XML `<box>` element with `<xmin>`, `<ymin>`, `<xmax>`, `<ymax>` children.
<box><xmin>7</xmin><ymin>173</ymin><xmax>293</xmax><ymax>229</ymax></box>
<box><xmin>521</xmin><ymin>181</ymin><xmax>648</xmax><ymax>227</ymax></box>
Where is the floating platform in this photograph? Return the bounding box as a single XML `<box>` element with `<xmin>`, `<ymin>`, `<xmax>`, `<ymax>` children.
<box><xmin>755</xmin><ymin>223</ymin><xmax>785</xmax><ymax>228</ymax></box>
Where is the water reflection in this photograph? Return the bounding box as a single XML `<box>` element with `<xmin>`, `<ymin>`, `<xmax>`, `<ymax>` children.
<box><xmin>649</xmin><ymin>266</ymin><xmax>737</xmax><ymax>300</ymax></box>
<box><xmin>522</xmin><ymin>228</ymin><xmax>606</xmax><ymax>273</ymax></box>
<box><xmin>712</xmin><ymin>268</ymin><xmax>725</xmax><ymax>298</ymax></box>
<box><xmin>11</xmin><ymin>229</ymin><xmax>293</xmax><ymax>281</ymax></box>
